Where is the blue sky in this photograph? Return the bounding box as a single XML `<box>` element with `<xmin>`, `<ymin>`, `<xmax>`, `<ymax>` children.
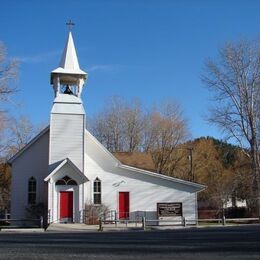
<box><xmin>1</xmin><ymin>0</ymin><xmax>260</xmax><ymax>140</ymax></box>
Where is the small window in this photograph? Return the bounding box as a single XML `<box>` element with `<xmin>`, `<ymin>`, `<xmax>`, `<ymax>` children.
<box><xmin>93</xmin><ymin>178</ymin><xmax>101</xmax><ymax>204</ymax></box>
<box><xmin>28</xmin><ymin>177</ymin><xmax>36</xmax><ymax>205</ymax></box>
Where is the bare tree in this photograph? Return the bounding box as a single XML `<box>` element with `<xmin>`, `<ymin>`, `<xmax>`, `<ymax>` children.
<box><xmin>90</xmin><ymin>96</ymin><xmax>145</xmax><ymax>152</ymax></box>
<box><xmin>90</xmin><ymin>97</ymin><xmax>189</xmax><ymax>174</ymax></box>
<box><xmin>202</xmin><ymin>39</ymin><xmax>260</xmax><ymax>217</ymax></box>
<box><xmin>0</xmin><ymin>43</ymin><xmax>19</xmax><ymax>211</ymax></box>
<box><xmin>4</xmin><ymin>116</ymin><xmax>44</xmax><ymax>158</ymax></box>
<box><xmin>0</xmin><ymin>113</ymin><xmax>9</xmax><ymax>155</ymax></box>
<box><xmin>142</xmin><ymin>100</ymin><xmax>189</xmax><ymax>174</ymax></box>
<box><xmin>90</xmin><ymin>96</ymin><xmax>126</xmax><ymax>152</ymax></box>
<box><xmin>9</xmin><ymin>116</ymin><xmax>35</xmax><ymax>150</ymax></box>
<box><xmin>0</xmin><ymin>42</ymin><xmax>19</xmax><ymax>157</ymax></box>
<box><xmin>122</xmin><ymin>98</ymin><xmax>143</xmax><ymax>152</ymax></box>
<box><xmin>0</xmin><ymin>42</ymin><xmax>18</xmax><ymax>105</ymax></box>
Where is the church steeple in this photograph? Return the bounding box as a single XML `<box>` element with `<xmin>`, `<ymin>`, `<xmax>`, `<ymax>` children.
<box><xmin>49</xmin><ymin>25</ymin><xmax>86</xmax><ymax>172</ymax></box>
<box><xmin>51</xmin><ymin>28</ymin><xmax>87</xmax><ymax>98</ymax></box>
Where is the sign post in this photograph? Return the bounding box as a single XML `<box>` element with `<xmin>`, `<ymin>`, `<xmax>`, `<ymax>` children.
<box><xmin>157</xmin><ymin>202</ymin><xmax>183</xmax><ymax>225</ymax></box>
<box><xmin>157</xmin><ymin>203</ymin><xmax>183</xmax><ymax>217</ymax></box>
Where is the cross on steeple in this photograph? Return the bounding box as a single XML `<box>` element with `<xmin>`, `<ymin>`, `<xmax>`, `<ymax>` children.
<box><xmin>66</xmin><ymin>20</ymin><xmax>75</xmax><ymax>31</ymax></box>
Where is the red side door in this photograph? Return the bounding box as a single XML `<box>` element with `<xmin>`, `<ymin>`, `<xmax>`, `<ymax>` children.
<box><xmin>119</xmin><ymin>192</ymin><xmax>129</xmax><ymax>219</ymax></box>
<box><xmin>60</xmin><ymin>191</ymin><xmax>73</xmax><ymax>220</ymax></box>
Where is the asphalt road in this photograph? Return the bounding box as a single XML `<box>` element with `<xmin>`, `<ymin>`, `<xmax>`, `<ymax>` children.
<box><xmin>0</xmin><ymin>225</ymin><xmax>259</xmax><ymax>259</ymax></box>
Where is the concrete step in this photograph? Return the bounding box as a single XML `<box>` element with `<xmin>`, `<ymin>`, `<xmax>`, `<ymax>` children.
<box><xmin>47</xmin><ymin>223</ymin><xmax>99</xmax><ymax>232</ymax></box>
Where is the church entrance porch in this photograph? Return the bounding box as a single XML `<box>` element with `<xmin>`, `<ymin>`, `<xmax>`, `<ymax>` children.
<box><xmin>60</xmin><ymin>191</ymin><xmax>73</xmax><ymax>223</ymax></box>
<box><xmin>44</xmin><ymin>158</ymin><xmax>88</xmax><ymax>224</ymax></box>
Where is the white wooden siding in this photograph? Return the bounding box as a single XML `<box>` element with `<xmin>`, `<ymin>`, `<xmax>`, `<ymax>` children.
<box><xmin>10</xmin><ymin>130</ymin><xmax>49</xmax><ymax>219</ymax></box>
<box><xmin>50</xmin><ymin>114</ymin><xmax>84</xmax><ymax>171</ymax></box>
<box><xmin>84</xmin><ymin>154</ymin><xmax>196</xmax><ymax>221</ymax></box>
<box><xmin>84</xmin><ymin>132</ymin><xmax>198</xmax><ymax>221</ymax></box>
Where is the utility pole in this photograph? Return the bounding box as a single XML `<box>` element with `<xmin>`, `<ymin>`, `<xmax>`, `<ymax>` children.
<box><xmin>175</xmin><ymin>147</ymin><xmax>194</xmax><ymax>182</ymax></box>
<box><xmin>187</xmin><ymin>148</ymin><xmax>193</xmax><ymax>182</ymax></box>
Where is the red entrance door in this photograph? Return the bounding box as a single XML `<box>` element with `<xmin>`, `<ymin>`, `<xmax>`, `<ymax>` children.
<box><xmin>119</xmin><ymin>192</ymin><xmax>129</xmax><ymax>219</ymax></box>
<box><xmin>60</xmin><ymin>191</ymin><xmax>73</xmax><ymax>221</ymax></box>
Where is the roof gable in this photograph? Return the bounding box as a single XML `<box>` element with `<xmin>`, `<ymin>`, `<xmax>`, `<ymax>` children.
<box><xmin>44</xmin><ymin>158</ymin><xmax>88</xmax><ymax>183</ymax></box>
<box><xmin>85</xmin><ymin>129</ymin><xmax>206</xmax><ymax>192</ymax></box>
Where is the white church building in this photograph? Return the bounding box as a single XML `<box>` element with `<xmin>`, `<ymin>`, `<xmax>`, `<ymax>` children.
<box><xmin>9</xmin><ymin>29</ymin><xmax>205</xmax><ymax>225</ymax></box>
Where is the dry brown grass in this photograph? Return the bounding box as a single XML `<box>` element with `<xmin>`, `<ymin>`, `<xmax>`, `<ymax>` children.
<box><xmin>113</xmin><ymin>152</ymin><xmax>156</xmax><ymax>172</ymax></box>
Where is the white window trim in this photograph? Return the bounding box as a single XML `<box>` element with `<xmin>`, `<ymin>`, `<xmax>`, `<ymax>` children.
<box><xmin>93</xmin><ymin>178</ymin><xmax>101</xmax><ymax>205</ymax></box>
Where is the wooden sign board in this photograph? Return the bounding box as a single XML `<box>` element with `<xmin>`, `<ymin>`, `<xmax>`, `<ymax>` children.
<box><xmin>157</xmin><ymin>202</ymin><xmax>183</xmax><ymax>217</ymax></box>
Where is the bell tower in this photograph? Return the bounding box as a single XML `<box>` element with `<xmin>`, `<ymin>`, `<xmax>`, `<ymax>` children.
<box><xmin>49</xmin><ymin>25</ymin><xmax>87</xmax><ymax>172</ymax></box>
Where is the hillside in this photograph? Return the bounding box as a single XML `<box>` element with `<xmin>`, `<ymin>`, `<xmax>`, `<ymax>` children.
<box><xmin>114</xmin><ymin>137</ymin><xmax>252</xmax><ymax>214</ymax></box>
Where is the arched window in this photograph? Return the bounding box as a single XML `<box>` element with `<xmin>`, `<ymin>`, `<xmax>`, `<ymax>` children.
<box><xmin>93</xmin><ymin>178</ymin><xmax>101</xmax><ymax>205</ymax></box>
<box><xmin>28</xmin><ymin>177</ymin><xmax>36</xmax><ymax>205</ymax></box>
<box><xmin>55</xmin><ymin>176</ymin><xmax>77</xmax><ymax>186</ymax></box>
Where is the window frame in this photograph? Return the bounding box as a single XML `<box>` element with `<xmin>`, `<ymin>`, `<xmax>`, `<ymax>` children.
<box><xmin>93</xmin><ymin>178</ymin><xmax>101</xmax><ymax>205</ymax></box>
<box><xmin>28</xmin><ymin>177</ymin><xmax>37</xmax><ymax>205</ymax></box>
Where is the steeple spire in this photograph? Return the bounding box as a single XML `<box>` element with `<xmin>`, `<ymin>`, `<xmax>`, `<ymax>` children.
<box><xmin>57</xmin><ymin>31</ymin><xmax>85</xmax><ymax>74</ymax></box>
<box><xmin>51</xmin><ymin>26</ymin><xmax>87</xmax><ymax>98</ymax></box>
